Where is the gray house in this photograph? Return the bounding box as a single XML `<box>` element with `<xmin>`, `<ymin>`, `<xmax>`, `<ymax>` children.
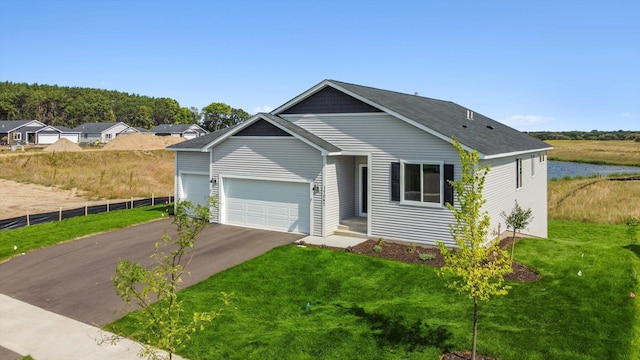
<box><xmin>150</xmin><ymin>124</ymin><xmax>208</xmax><ymax>139</ymax></box>
<box><xmin>0</xmin><ymin>120</ymin><xmax>46</xmax><ymax>144</ymax></box>
<box><xmin>72</xmin><ymin>122</ymin><xmax>132</xmax><ymax>143</ymax></box>
<box><xmin>35</xmin><ymin>125</ymin><xmax>81</xmax><ymax>144</ymax></box>
<box><xmin>168</xmin><ymin>80</ymin><xmax>551</xmax><ymax>247</ymax></box>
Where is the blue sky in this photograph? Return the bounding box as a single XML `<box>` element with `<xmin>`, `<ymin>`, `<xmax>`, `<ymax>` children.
<box><xmin>0</xmin><ymin>0</ymin><xmax>638</xmax><ymax>131</ymax></box>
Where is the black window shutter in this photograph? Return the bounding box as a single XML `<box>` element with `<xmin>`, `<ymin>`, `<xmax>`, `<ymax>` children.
<box><xmin>444</xmin><ymin>164</ymin><xmax>454</xmax><ymax>206</ymax></box>
<box><xmin>391</xmin><ymin>162</ymin><xmax>400</xmax><ymax>201</ymax></box>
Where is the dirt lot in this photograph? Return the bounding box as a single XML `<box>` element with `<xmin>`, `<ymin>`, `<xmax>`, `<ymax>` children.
<box><xmin>0</xmin><ymin>179</ymin><xmax>122</xmax><ymax>220</ymax></box>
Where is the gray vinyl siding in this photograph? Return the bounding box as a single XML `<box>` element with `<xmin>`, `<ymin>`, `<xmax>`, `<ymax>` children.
<box><xmin>211</xmin><ymin>137</ymin><xmax>323</xmax><ymax>236</ymax></box>
<box><xmin>175</xmin><ymin>151</ymin><xmax>210</xmax><ymax>210</ymax></box>
<box><xmin>482</xmin><ymin>152</ymin><xmax>548</xmax><ymax>238</ymax></box>
<box><xmin>335</xmin><ymin>156</ymin><xmax>355</xmax><ymax>219</ymax></box>
<box><xmin>325</xmin><ymin>156</ymin><xmax>356</xmax><ymax>234</ymax></box>
<box><xmin>325</xmin><ymin>159</ymin><xmax>339</xmax><ymax>234</ymax></box>
<box><xmin>283</xmin><ymin>113</ymin><xmax>461</xmax><ymax>246</ymax></box>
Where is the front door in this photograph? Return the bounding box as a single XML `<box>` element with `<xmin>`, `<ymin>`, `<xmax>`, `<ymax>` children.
<box><xmin>359</xmin><ymin>164</ymin><xmax>368</xmax><ymax>216</ymax></box>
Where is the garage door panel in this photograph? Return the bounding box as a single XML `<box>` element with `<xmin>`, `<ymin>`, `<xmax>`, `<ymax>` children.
<box><xmin>224</xmin><ymin>178</ymin><xmax>310</xmax><ymax>234</ymax></box>
<box><xmin>181</xmin><ymin>174</ymin><xmax>210</xmax><ymax>208</ymax></box>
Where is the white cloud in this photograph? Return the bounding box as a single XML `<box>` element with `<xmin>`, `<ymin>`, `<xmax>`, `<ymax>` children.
<box><xmin>502</xmin><ymin>115</ymin><xmax>552</xmax><ymax>131</ymax></box>
<box><xmin>253</xmin><ymin>105</ymin><xmax>273</xmax><ymax>114</ymax></box>
<box><xmin>619</xmin><ymin>112</ymin><xmax>631</xmax><ymax>118</ymax></box>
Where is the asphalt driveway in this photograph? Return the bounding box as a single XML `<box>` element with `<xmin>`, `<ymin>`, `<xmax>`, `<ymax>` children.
<box><xmin>0</xmin><ymin>219</ymin><xmax>304</xmax><ymax>326</ymax></box>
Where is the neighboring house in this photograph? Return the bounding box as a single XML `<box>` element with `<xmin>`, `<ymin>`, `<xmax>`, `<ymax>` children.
<box><xmin>72</xmin><ymin>122</ymin><xmax>132</xmax><ymax>143</ymax></box>
<box><xmin>35</xmin><ymin>125</ymin><xmax>81</xmax><ymax>144</ymax></box>
<box><xmin>150</xmin><ymin>124</ymin><xmax>208</xmax><ymax>139</ymax></box>
<box><xmin>0</xmin><ymin>120</ymin><xmax>46</xmax><ymax>144</ymax></box>
<box><xmin>167</xmin><ymin>80</ymin><xmax>551</xmax><ymax>247</ymax></box>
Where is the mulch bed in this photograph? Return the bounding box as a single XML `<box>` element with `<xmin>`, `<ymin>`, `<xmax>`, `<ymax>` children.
<box><xmin>299</xmin><ymin>235</ymin><xmax>541</xmax><ymax>360</ymax></box>
<box><xmin>316</xmin><ymin>237</ymin><xmax>540</xmax><ymax>283</ymax></box>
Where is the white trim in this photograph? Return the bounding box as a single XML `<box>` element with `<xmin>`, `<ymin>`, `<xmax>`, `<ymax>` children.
<box><xmin>330</xmin><ymin>150</ymin><xmax>370</xmax><ymax>156</ymax></box>
<box><xmin>281</xmin><ymin>112</ymin><xmax>388</xmax><ymax>119</ymax></box>
<box><xmin>35</xmin><ymin>125</ymin><xmax>62</xmax><ymax>134</ymax></box>
<box><xmin>166</xmin><ymin>147</ymin><xmax>208</xmax><ymax>152</ymax></box>
<box><xmin>482</xmin><ymin>147</ymin><xmax>553</xmax><ymax>160</ymax></box>
<box><xmin>219</xmin><ymin>175</ymin><xmax>313</xmax><ymax>235</ymax></box>
<box><xmin>358</xmin><ymin>164</ymin><xmax>368</xmax><ymax>217</ymax></box>
<box><xmin>202</xmin><ymin>114</ymin><xmax>332</xmax><ymax>155</ymax></box>
<box><xmin>321</xmin><ymin>155</ymin><xmax>327</xmax><ymax>237</ymax></box>
<box><xmin>366</xmin><ymin>155</ymin><xmax>372</xmax><ymax>237</ymax></box>
<box><xmin>399</xmin><ymin>160</ymin><xmax>445</xmax><ymax>208</ymax></box>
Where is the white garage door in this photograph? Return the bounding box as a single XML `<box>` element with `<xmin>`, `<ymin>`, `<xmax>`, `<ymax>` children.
<box><xmin>61</xmin><ymin>134</ymin><xmax>79</xmax><ymax>143</ymax></box>
<box><xmin>224</xmin><ymin>178</ymin><xmax>310</xmax><ymax>234</ymax></box>
<box><xmin>38</xmin><ymin>134</ymin><xmax>59</xmax><ymax>144</ymax></box>
<box><xmin>183</xmin><ymin>132</ymin><xmax>197</xmax><ymax>140</ymax></box>
<box><xmin>180</xmin><ymin>173</ymin><xmax>211</xmax><ymax>207</ymax></box>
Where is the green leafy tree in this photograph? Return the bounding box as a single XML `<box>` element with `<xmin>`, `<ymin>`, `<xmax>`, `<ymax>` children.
<box><xmin>111</xmin><ymin>199</ymin><xmax>229</xmax><ymax>360</ymax></box>
<box><xmin>500</xmin><ymin>200</ymin><xmax>533</xmax><ymax>263</ymax></box>
<box><xmin>437</xmin><ymin>139</ymin><xmax>512</xmax><ymax>360</ymax></box>
<box><xmin>202</xmin><ymin>102</ymin><xmax>232</xmax><ymax>131</ymax></box>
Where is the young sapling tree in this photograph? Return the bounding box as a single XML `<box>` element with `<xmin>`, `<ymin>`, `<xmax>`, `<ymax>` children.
<box><xmin>111</xmin><ymin>198</ymin><xmax>229</xmax><ymax>360</ymax></box>
<box><xmin>500</xmin><ymin>200</ymin><xmax>533</xmax><ymax>263</ymax></box>
<box><xmin>437</xmin><ymin>139</ymin><xmax>512</xmax><ymax>360</ymax></box>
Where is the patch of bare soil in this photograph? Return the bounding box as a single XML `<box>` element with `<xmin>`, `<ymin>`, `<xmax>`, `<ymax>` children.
<box><xmin>43</xmin><ymin>138</ymin><xmax>83</xmax><ymax>152</ymax></box>
<box><xmin>0</xmin><ymin>178</ymin><xmax>122</xmax><ymax>220</ymax></box>
<box><xmin>102</xmin><ymin>133</ymin><xmax>185</xmax><ymax>151</ymax></box>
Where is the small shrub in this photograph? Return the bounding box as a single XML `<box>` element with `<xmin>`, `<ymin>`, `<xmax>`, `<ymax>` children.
<box><xmin>418</xmin><ymin>252</ymin><xmax>435</xmax><ymax>261</ymax></box>
<box><xmin>626</xmin><ymin>217</ymin><xmax>640</xmax><ymax>227</ymax></box>
<box><xmin>373</xmin><ymin>245</ymin><xmax>383</xmax><ymax>253</ymax></box>
<box><xmin>376</xmin><ymin>238</ymin><xmax>386</xmax><ymax>246</ymax></box>
<box><xmin>406</xmin><ymin>242</ymin><xmax>417</xmax><ymax>254</ymax></box>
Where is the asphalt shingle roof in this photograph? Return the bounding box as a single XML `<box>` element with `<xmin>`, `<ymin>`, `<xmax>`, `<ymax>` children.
<box><xmin>72</xmin><ymin>122</ymin><xmax>122</xmax><ymax>133</ymax></box>
<box><xmin>167</xmin><ymin>114</ymin><xmax>341</xmax><ymax>153</ymax></box>
<box><xmin>151</xmin><ymin>124</ymin><xmax>204</xmax><ymax>133</ymax></box>
<box><xmin>167</xmin><ymin>125</ymin><xmax>238</xmax><ymax>150</ymax></box>
<box><xmin>324</xmin><ymin>80</ymin><xmax>550</xmax><ymax>156</ymax></box>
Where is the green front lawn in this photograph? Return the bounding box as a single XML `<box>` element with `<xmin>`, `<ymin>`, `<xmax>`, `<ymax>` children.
<box><xmin>108</xmin><ymin>220</ymin><xmax>640</xmax><ymax>359</ymax></box>
<box><xmin>0</xmin><ymin>204</ymin><xmax>171</xmax><ymax>261</ymax></box>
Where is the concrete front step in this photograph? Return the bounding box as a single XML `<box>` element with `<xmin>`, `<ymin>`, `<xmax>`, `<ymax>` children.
<box><xmin>333</xmin><ymin>229</ymin><xmax>368</xmax><ymax>239</ymax></box>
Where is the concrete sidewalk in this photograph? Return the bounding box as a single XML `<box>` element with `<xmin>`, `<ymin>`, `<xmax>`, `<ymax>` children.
<box><xmin>301</xmin><ymin>234</ymin><xmax>366</xmax><ymax>248</ymax></box>
<box><xmin>0</xmin><ymin>294</ymin><xmax>183</xmax><ymax>360</ymax></box>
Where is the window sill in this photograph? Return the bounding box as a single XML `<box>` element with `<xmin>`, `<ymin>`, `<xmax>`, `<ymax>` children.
<box><xmin>399</xmin><ymin>200</ymin><xmax>445</xmax><ymax>209</ymax></box>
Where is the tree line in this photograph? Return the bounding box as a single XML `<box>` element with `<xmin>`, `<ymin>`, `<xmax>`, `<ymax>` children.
<box><xmin>0</xmin><ymin>82</ymin><xmax>250</xmax><ymax>131</ymax></box>
<box><xmin>527</xmin><ymin>130</ymin><xmax>640</xmax><ymax>141</ymax></box>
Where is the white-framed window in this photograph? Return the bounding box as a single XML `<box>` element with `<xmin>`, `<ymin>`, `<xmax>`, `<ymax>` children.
<box><xmin>105</xmin><ymin>133</ymin><xmax>112</xmax><ymax>140</ymax></box>
<box><xmin>401</xmin><ymin>161</ymin><xmax>443</xmax><ymax>206</ymax></box>
<box><xmin>12</xmin><ymin>132</ymin><xmax>21</xmax><ymax>141</ymax></box>
<box><xmin>516</xmin><ymin>158</ymin><xmax>523</xmax><ymax>189</ymax></box>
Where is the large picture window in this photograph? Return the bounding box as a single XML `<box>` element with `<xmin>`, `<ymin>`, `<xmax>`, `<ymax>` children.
<box><xmin>402</xmin><ymin>162</ymin><xmax>443</xmax><ymax>205</ymax></box>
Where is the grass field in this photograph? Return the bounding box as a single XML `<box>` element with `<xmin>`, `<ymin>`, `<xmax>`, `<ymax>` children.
<box><xmin>546</xmin><ymin>140</ymin><xmax>640</xmax><ymax>166</ymax></box>
<box><xmin>0</xmin><ymin>150</ymin><xmax>174</xmax><ymax>199</ymax></box>
<box><xmin>0</xmin><ymin>205</ymin><xmax>170</xmax><ymax>261</ymax></box>
<box><xmin>106</xmin><ymin>220</ymin><xmax>640</xmax><ymax>360</ymax></box>
<box><xmin>548</xmin><ymin>176</ymin><xmax>640</xmax><ymax>224</ymax></box>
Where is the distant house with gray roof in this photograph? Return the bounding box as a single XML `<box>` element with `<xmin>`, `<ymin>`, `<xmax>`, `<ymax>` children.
<box><xmin>0</xmin><ymin>120</ymin><xmax>81</xmax><ymax>145</ymax></box>
<box><xmin>167</xmin><ymin>80</ymin><xmax>551</xmax><ymax>246</ymax></box>
<box><xmin>150</xmin><ymin>124</ymin><xmax>207</xmax><ymax>140</ymax></box>
<box><xmin>72</xmin><ymin>122</ymin><xmax>132</xmax><ymax>143</ymax></box>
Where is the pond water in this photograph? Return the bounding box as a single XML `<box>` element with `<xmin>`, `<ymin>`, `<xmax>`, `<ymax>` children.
<box><xmin>548</xmin><ymin>161</ymin><xmax>640</xmax><ymax>180</ymax></box>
